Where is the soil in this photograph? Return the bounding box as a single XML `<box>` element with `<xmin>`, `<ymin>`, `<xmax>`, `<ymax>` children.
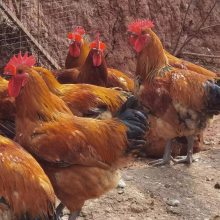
<box><xmin>65</xmin><ymin>116</ymin><xmax>220</xmax><ymax>220</ymax></box>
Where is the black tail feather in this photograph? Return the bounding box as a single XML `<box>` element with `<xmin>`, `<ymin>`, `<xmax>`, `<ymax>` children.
<box><xmin>206</xmin><ymin>82</ymin><xmax>220</xmax><ymax>113</ymax></box>
<box><xmin>117</xmin><ymin>96</ymin><xmax>149</xmax><ymax>149</ymax></box>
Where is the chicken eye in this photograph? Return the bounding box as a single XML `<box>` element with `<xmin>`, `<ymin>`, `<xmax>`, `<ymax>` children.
<box><xmin>17</xmin><ymin>69</ymin><xmax>23</xmax><ymax>74</ymax></box>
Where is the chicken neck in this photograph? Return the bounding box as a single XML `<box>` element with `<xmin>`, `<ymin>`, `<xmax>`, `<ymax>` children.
<box><xmin>136</xmin><ymin>29</ymin><xmax>168</xmax><ymax>82</ymax></box>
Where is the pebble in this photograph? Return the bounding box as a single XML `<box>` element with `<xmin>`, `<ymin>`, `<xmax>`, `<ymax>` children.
<box><xmin>164</xmin><ymin>183</ymin><xmax>171</xmax><ymax>188</ymax></box>
<box><xmin>166</xmin><ymin>198</ymin><xmax>180</xmax><ymax>207</ymax></box>
<box><xmin>214</xmin><ymin>182</ymin><xmax>220</xmax><ymax>189</ymax></box>
<box><xmin>130</xmin><ymin>204</ymin><xmax>144</xmax><ymax>213</ymax></box>
<box><xmin>117</xmin><ymin>179</ymin><xmax>126</xmax><ymax>188</ymax></box>
<box><xmin>166</xmin><ymin>206</ymin><xmax>180</xmax><ymax>215</ymax></box>
<box><xmin>206</xmin><ymin>177</ymin><xmax>214</xmax><ymax>181</ymax></box>
<box><xmin>204</xmin><ymin>140</ymin><xmax>215</xmax><ymax>145</ymax></box>
<box><xmin>117</xmin><ymin>189</ymin><xmax>124</xmax><ymax>194</ymax></box>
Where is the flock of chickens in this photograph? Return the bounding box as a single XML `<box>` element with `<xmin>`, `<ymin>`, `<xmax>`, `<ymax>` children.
<box><xmin>0</xmin><ymin>19</ymin><xmax>220</xmax><ymax>220</ymax></box>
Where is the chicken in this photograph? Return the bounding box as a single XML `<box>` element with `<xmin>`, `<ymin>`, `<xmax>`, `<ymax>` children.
<box><xmin>65</xmin><ymin>26</ymin><xmax>90</xmax><ymax>69</ymax></box>
<box><xmin>0</xmin><ymin>135</ymin><xmax>55</xmax><ymax>219</ymax></box>
<box><xmin>0</xmin><ymin>77</ymin><xmax>15</xmax><ymax>121</ymax></box>
<box><xmin>4</xmin><ymin>53</ymin><xmax>148</xmax><ymax>219</ymax></box>
<box><xmin>53</xmin><ymin>26</ymin><xmax>90</xmax><ymax>84</ymax></box>
<box><xmin>34</xmin><ymin>66</ymin><xmax>129</xmax><ymax>118</ymax></box>
<box><xmin>77</xmin><ymin>33</ymin><xmax>134</xmax><ymax>92</ymax></box>
<box><xmin>0</xmin><ymin>77</ymin><xmax>15</xmax><ymax>138</ymax></box>
<box><xmin>57</xmin><ymin>28</ymin><xmax>135</xmax><ymax>89</ymax></box>
<box><xmin>164</xmin><ymin>50</ymin><xmax>219</xmax><ymax>78</ymax></box>
<box><xmin>127</xmin><ymin>19</ymin><xmax>220</xmax><ymax>165</ymax></box>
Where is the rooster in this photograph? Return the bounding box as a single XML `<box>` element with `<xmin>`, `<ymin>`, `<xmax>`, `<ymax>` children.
<box><xmin>65</xmin><ymin>26</ymin><xmax>90</xmax><ymax>69</ymax></box>
<box><xmin>0</xmin><ymin>135</ymin><xmax>55</xmax><ymax>219</ymax></box>
<box><xmin>57</xmin><ymin>28</ymin><xmax>135</xmax><ymax>90</ymax></box>
<box><xmin>77</xmin><ymin>33</ymin><xmax>134</xmax><ymax>92</ymax></box>
<box><xmin>4</xmin><ymin>53</ymin><xmax>148</xmax><ymax>219</ymax></box>
<box><xmin>34</xmin><ymin>66</ymin><xmax>129</xmax><ymax>118</ymax></box>
<box><xmin>53</xmin><ymin>26</ymin><xmax>90</xmax><ymax>84</ymax></box>
<box><xmin>128</xmin><ymin>19</ymin><xmax>220</xmax><ymax>165</ymax></box>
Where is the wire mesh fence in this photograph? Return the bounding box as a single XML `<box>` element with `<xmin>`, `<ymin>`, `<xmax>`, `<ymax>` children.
<box><xmin>0</xmin><ymin>0</ymin><xmax>81</xmax><ymax>72</ymax></box>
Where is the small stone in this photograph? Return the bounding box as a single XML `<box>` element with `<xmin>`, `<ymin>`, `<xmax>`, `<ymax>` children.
<box><xmin>130</xmin><ymin>204</ymin><xmax>144</xmax><ymax>213</ymax></box>
<box><xmin>164</xmin><ymin>183</ymin><xmax>171</xmax><ymax>188</ymax></box>
<box><xmin>194</xmin><ymin>158</ymin><xmax>199</xmax><ymax>162</ymax></box>
<box><xmin>204</xmin><ymin>140</ymin><xmax>214</xmax><ymax>145</ymax></box>
<box><xmin>166</xmin><ymin>206</ymin><xmax>180</xmax><ymax>215</ymax></box>
<box><xmin>206</xmin><ymin>177</ymin><xmax>213</xmax><ymax>181</ymax></box>
<box><xmin>150</xmin><ymin>192</ymin><xmax>154</xmax><ymax>198</ymax></box>
<box><xmin>214</xmin><ymin>182</ymin><xmax>220</xmax><ymax>189</ymax></box>
<box><xmin>117</xmin><ymin>189</ymin><xmax>124</xmax><ymax>194</ymax></box>
<box><xmin>206</xmin><ymin>177</ymin><xmax>211</xmax><ymax>181</ymax></box>
<box><xmin>166</xmin><ymin>199</ymin><xmax>180</xmax><ymax>207</ymax></box>
<box><xmin>117</xmin><ymin>179</ymin><xmax>126</xmax><ymax>188</ymax></box>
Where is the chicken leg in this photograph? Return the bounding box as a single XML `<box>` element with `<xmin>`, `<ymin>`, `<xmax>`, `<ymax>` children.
<box><xmin>173</xmin><ymin>135</ymin><xmax>194</xmax><ymax>164</ymax></box>
<box><xmin>148</xmin><ymin>140</ymin><xmax>173</xmax><ymax>166</ymax></box>
<box><xmin>68</xmin><ymin>210</ymin><xmax>81</xmax><ymax>220</ymax></box>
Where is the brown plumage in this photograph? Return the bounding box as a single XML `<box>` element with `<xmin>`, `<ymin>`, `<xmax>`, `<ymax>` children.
<box><xmin>0</xmin><ymin>77</ymin><xmax>15</xmax><ymax>121</ymax></box>
<box><xmin>34</xmin><ymin>66</ymin><xmax>129</xmax><ymax>117</ymax></box>
<box><xmin>165</xmin><ymin>50</ymin><xmax>219</xmax><ymax>78</ymax></box>
<box><xmin>53</xmin><ymin>68</ymin><xmax>80</xmax><ymax>84</ymax></box>
<box><xmin>0</xmin><ymin>77</ymin><xmax>15</xmax><ymax>139</ymax></box>
<box><xmin>128</xmin><ymin>20</ymin><xmax>219</xmax><ymax>162</ymax></box>
<box><xmin>78</xmin><ymin>49</ymin><xmax>134</xmax><ymax>92</ymax></box>
<box><xmin>5</xmin><ymin>56</ymin><xmax>147</xmax><ymax>216</ymax></box>
<box><xmin>0</xmin><ymin>135</ymin><xmax>55</xmax><ymax>219</ymax></box>
<box><xmin>65</xmin><ymin>37</ymin><xmax>90</xmax><ymax>69</ymax></box>
<box><xmin>77</xmin><ymin>37</ymin><xmax>134</xmax><ymax>92</ymax></box>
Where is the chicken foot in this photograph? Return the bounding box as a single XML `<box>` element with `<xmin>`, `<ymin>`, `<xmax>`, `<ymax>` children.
<box><xmin>173</xmin><ymin>135</ymin><xmax>194</xmax><ymax>164</ymax></box>
<box><xmin>68</xmin><ymin>210</ymin><xmax>81</xmax><ymax>220</ymax></box>
<box><xmin>148</xmin><ymin>140</ymin><xmax>173</xmax><ymax>166</ymax></box>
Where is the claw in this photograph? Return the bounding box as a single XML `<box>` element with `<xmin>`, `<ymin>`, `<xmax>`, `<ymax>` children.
<box><xmin>148</xmin><ymin>140</ymin><xmax>173</xmax><ymax>167</ymax></box>
<box><xmin>172</xmin><ymin>155</ymin><xmax>194</xmax><ymax>164</ymax></box>
<box><xmin>148</xmin><ymin>157</ymin><xmax>173</xmax><ymax>166</ymax></box>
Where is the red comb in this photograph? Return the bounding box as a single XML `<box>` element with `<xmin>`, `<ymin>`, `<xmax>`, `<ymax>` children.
<box><xmin>73</xmin><ymin>26</ymin><xmax>85</xmax><ymax>35</ymax></box>
<box><xmin>4</xmin><ymin>52</ymin><xmax>36</xmax><ymax>75</ymax></box>
<box><xmin>128</xmin><ymin>19</ymin><xmax>154</xmax><ymax>35</ymax></box>
<box><xmin>90</xmin><ymin>34</ymin><xmax>106</xmax><ymax>52</ymax></box>
<box><xmin>68</xmin><ymin>33</ymin><xmax>82</xmax><ymax>42</ymax></box>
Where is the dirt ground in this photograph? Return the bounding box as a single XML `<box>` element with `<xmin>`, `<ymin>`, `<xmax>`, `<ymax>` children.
<box><xmin>68</xmin><ymin>116</ymin><xmax>220</xmax><ymax>220</ymax></box>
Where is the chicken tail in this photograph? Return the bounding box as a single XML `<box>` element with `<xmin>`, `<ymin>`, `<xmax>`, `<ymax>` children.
<box><xmin>205</xmin><ymin>81</ymin><xmax>220</xmax><ymax>114</ymax></box>
<box><xmin>116</xmin><ymin>95</ymin><xmax>149</xmax><ymax>149</ymax></box>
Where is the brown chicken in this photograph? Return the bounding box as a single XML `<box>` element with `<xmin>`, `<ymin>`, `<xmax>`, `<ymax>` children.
<box><xmin>65</xmin><ymin>26</ymin><xmax>90</xmax><ymax>69</ymax></box>
<box><xmin>53</xmin><ymin>26</ymin><xmax>90</xmax><ymax>84</ymax></box>
<box><xmin>0</xmin><ymin>76</ymin><xmax>15</xmax><ymax>138</ymax></box>
<box><xmin>56</xmin><ymin>28</ymin><xmax>135</xmax><ymax>89</ymax></box>
<box><xmin>4</xmin><ymin>53</ymin><xmax>147</xmax><ymax>219</ymax></box>
<box><xmin>34</xmin><ymin>66</ymin><xmax>129</xmax><ymax>118</ymax></box>
<box><xmin>0</xmin><ymin>135</ymin><xmax>55</xmax><ymax>219</ymax></box>
<box><xmin>77</xmin><ymin>34</ymin><xmax>134</xmax><ymax>92</ymax></box>
<box><xmin>128</xmin><ymin>19</ymin><xmax>220</xmax><ymax>165</ymax></box>
<box><xmin>164</xmin><ymin>50</ymin><xmax>219</xmax><ymax>78</ymax></box>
